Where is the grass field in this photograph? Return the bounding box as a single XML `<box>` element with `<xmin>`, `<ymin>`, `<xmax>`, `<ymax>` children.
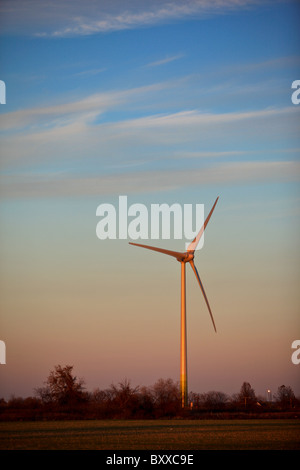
<box><xmin>0</xmin><ymin>419</ymin><xmax>299</xmax><ymax>450</ymax></box>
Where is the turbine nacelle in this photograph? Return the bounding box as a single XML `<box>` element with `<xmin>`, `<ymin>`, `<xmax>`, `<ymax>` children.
<box><xmin>181</xmin><ymin>252</ymin><xmax>194</xmax><ymax>263</ymax></box>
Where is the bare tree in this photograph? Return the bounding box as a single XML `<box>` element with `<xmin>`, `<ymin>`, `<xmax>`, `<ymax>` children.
<box><xmin>109</xmin><ymin>378</ymin><xmax>139</xmax><ymax>409</ymax></box>
<box><xmin>35</xmin><ymin>365</ymin><xmax>86</xmax><ymax>406</ymax></box>
<box><xmin>237</xmin><ymin>382</ymin><xmax>257</xmax><ymax>408</ymax></box>
<box><xmin>151</xmin><ymin>378</ymin><xmax>180</xmax><ymax>416</ymax></box>
<box><xmin>275</xmin><ymin>385</ymin><xmax>295</xmax><ymax>409</ymax></box>
<box><xmin>202</xmin><ymin>391</ymin><xmax>229</xmax><ymax>410</ymax></box>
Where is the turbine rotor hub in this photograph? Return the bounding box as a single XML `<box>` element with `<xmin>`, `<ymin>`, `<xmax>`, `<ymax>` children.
<box><xmin>180</xmin><ymin>252</ymin><xmax>194</xmax><ymax>263</ymax></box>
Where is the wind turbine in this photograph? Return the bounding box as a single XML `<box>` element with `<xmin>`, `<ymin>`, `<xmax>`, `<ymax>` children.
<box><xmin>129</xmin><ymin>197</ymin><xmax>219</xmax><ymax>408</ymax></box>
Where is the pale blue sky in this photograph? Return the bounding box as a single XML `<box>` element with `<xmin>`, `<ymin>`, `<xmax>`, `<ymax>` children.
<box><xmin>0</xmin><ymin>0</ymin><xmax>299</xmax><ymax>399</ymax></box>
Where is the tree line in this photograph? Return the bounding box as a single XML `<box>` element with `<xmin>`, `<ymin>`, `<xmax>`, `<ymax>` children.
<box><xmin>0</xmin><ymin>365</ymin><xmax>299</xmax><ymax>421</ymax></box>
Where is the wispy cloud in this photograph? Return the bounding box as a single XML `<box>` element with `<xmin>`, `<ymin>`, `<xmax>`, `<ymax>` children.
<box><xmin>1</xmin><ymin>85</ymin><xmax>299</xmax><ymax>170</ymax></box>
<box><xmin>214</xmin><ymin>55</ymin><xmax>300</xmax><ymax>77</ymax></box>
<box><xmin>0</xmin><ymin>0</ymin><xmax>263</xmax><ymax>37</ymax></box>
<box><xmin>73</xmin><ymin>67</ymin><xmax>107</xmax><ymax>77</ymax></box>
<box><xmin>47</xmin><ymin>1</ymin><xmax>261</xmax><ymax>37</ymax></box>
<box><xmin>111</xmin><ymin>107</ymin><xmax>297</xmax><ymax>130</ymax></box>
<box><xmin>39</xmin><ymin>1</ymin><xmax>259</xmax><ymax>37</ymax></box>
<box><xmin>1</xmin><ymin>104</ymin><xmax>297</xmax><ymax>142</ymax></box>
<box><xmin>1</xmin><ymin>74</ymin><xmax>299</xmax><ymax>200</ymax></box>
<box><xmin>0</xmin><ymin>82</ymin><xmax>170</xmax><ymax>132</ymax></box>
<box><xmin>145</xmin><ymin>54</ymin><xmax>185</xmax><ymax>68</ymax></box>
<box><xmin>1</xmin><ymin>160</ymin><xmax>299</xmax><ymax>200</ymax></box>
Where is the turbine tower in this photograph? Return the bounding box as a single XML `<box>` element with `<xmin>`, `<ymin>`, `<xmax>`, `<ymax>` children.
<box><xmin>130</xmin><ymin>197</ymin><xmax>219</xmax><ymax>408</ymax></box>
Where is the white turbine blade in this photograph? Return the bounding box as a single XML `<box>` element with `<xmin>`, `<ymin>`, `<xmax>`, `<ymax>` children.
<box><xmin>187</xmin><ymin>197</ymin><xmax>219</xmax><ymax>253</ymax></box>
<box><xmin>189</xmin><ymin>260</ymin><xmax>217</xmax><ymax>332</ymax></box>
<box><xmin>129</xmin><ymin>242</ymin><xmax>186</xmax><ymax>261</ymax></box>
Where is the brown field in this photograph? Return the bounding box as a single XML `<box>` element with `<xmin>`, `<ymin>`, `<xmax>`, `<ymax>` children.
<box><xmin>0</xmin><ymin>419</ymin><xmax>299</xmax><ymax>450</ymax></box>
